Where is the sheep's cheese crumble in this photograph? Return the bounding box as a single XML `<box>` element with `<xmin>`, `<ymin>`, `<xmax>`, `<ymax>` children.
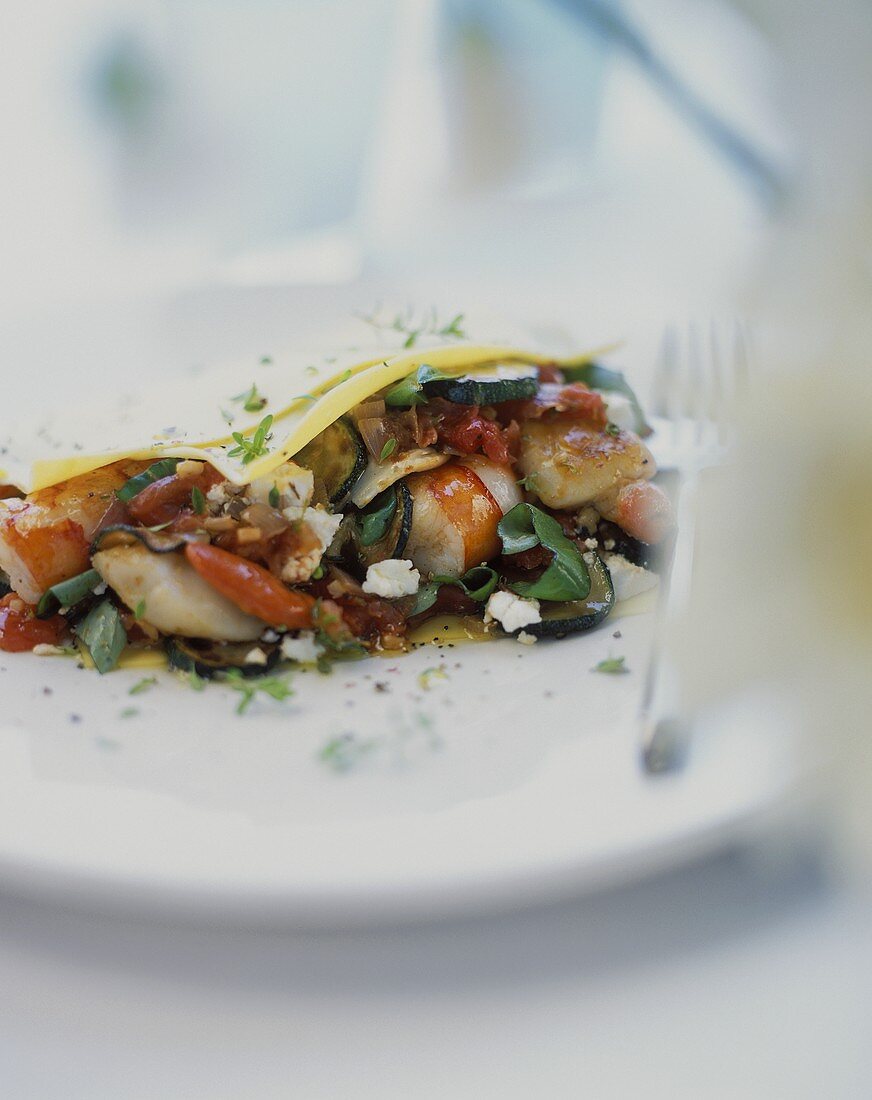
<box><xmin>597</xmin><ymin>391</ymin><xmax>636</xmax><ymax>432</ymax></box>
<box><xmin>602</xmin><ymin>552</ymin><xmax>659</xmax><ymax>602</ymax></box>
<box><xmin>362</xmin><ymin>559</ymin><xmax>420</xmax><ymax>598</ymax></box>
<box><xmin>484</xmin><ymin>590</ymin><xmax>541</xmax><ymax>633</ymax></box>
<box><xmin>279</xmin><ymin>506</ymin><xmax>343</xmax><ymax>584</ymax></box>
<box><xmin>281</xmin><ymin>632</ymin><xmax>325</xmax><ymax>664</ymax></box>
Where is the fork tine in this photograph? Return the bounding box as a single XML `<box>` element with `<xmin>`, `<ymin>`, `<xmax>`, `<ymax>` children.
<box><xmin>685</xmin><ymin>321</ymin><xmax>706</xmax><ymax>448</ymax></box>
<box><xmin>650</xmin><ymin>325</ymin><xmax>678</xmax><ymax>421</ymax></box>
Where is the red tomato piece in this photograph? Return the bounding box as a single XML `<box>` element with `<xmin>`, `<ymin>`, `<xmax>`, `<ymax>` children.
<box><xmin>127</xmin><ymin>465</ymin><xmax>224</xmax><ymax>528</ymax></box>
<box><xmin>184</xmin><ymin>542</ymin><xmax>316</xmax><ymax>629</ymax></box>
<box><xmin>437</xmin><ymin>406</ymin><xmax>515</xmax><ymax>465</ymax></box>
<box><xmin>0</xmin><ymin>593</ymin><xmax>67</xmax><ymax>652</ymax></box>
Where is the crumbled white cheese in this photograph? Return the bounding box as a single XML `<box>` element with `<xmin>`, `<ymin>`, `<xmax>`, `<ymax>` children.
<box><xmin>597</xmin><ymin>391</ymin><xmax>636</xmax><ymax>432</ymax></box>
<box><xmin>249</xmin><ymin>461</ymin><xmax>313</xmax><ymax>519</ymax></box>
<box><xmin>280</xmin><ymin>632</ymin><xmax>325</xmax><ymax>664</ymax></box>
<box><xmin>244</xmin><ymin>647</ymin><xmax>269</xmax><ymax>666</ymax></box>
<box><xmin>484</xmin><ymin>590</ymin><xmax>541</xmax><ymax>633</ymax></box>
<box><xmin>260</xmin><ymin>629</ymin><xmax>280</xmax><ymax>643</ymax></box>
<box><xmin>206</xmin><ymin>482</ymin><xmax>232</xmax><ymax>508</ymax></box>
<box><xmin>603</xmin><ymin>538</ymin><xmax>616</xmax><ymax>551</ymax></box>
<box><xmin>602</xmin><ymin>552</ymin><xmax>659</xmax><ymax>602</ymax></box>
<box><xmin>583</xmin><ymin>537</ymin><xmax>598</xmax><ymax>550</ymax></box>
<box><xmin>279</xmin><ymin>506</ymin><xmax>343</xmax><ymax>584</ymax></box>
<box><xmin>362</xmin><ymin>558</ymin><xmax>420</xmax><ymax>598</ymax></box>
<box><xmin>92</xmin><ymin>581</ymin><xmax>107</xmax><ymax>596</ymax></box>
<box><xmin>32</xmin><ymin>644</ymin><xmax>73</xmax><ymax>657</ymax></box>
<box><xmin>516</xmin><ymin>630</ymin><xmax>538</xmax><ymax>646</ymax></box>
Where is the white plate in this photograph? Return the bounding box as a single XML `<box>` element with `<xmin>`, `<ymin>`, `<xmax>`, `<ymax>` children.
<box><xmin>0</xmin><ymin>294</ymin><xmax>801</xmax><ymax>925</ymax></box>
<box><xmin>0</xmin><ymin>599</ymin><xmax>800</xmax><ymax>926</ymax></box>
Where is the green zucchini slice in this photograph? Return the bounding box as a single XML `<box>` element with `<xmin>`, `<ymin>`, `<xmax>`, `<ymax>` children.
<box><xmin>424</xmin><ymin>364</ymin><xmax>539</xmax><ymax>405</ymax></box>
<box><xmin>352</xmin><ymin>482</ymin><xmax>413</xmax><ymax>569</ymax></box>
<box><xmin>523</xmin><ymin>553</ymin><xmax>615</xmax><ymax>637</ymax></box>
<box><xmin>166</xmin><ymin>637</ymin><xmax>280</xmax><ymax>679</ymax></box>
<box><xmin>295</xmin><ymin>418</ymin><xmax>366</xmax><ymax>504</ymax></box>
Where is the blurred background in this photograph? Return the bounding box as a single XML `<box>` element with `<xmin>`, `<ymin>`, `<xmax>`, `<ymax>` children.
<box><xmin>2</xmin><ymin>1</ymin><xmax>871</xmax><ymax>1095</ymax></box>
<box><xmin>1</xmin><ymin>0</ymin><xmax>787</xmax><ymax>330</ymax></box>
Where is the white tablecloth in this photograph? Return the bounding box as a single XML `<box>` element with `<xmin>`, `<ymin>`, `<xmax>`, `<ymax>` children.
<box><xmin>1</xmin><ymin>839</ymin><xmax>868</xmax><ymax>1099</ymax></box>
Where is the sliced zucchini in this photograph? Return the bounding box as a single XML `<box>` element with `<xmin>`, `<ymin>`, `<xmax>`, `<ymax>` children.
<box><xmin>92</xmin><ymin>525</ymin><xmax>204</xmax><ymax>555</ymax></box>
<box><xmin>295</xmin><ymin>418</ymin><xmax>366</xmax><ymax>504</ymax></box>
<box><xmin>523</xmin><ymin>553</ymin><xmax>615</xmax><ymax>637</ymax></box>
<box><xmin>352</xmin><ymin>482</ymin><xmax>413</xmax><ymax>569</ymax></box>
<box><xmin>424</xmin><ymin>363</ymin><xmax>539</xmax><ymax>405</ymax></box>
<box><xmin>166</xmin><ymin>637</ymin><xmax>280</xmax><ymax>679</ymax></box>
<box><xmin>349</xmin><ymin>448</ymin><xmax>447</xmax><ymax>508</ymax></box>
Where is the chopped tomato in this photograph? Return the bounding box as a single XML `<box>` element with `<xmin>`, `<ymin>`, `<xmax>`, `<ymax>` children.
<box><xmin>436</xmin><ymin>405</ymin><xmax>517</xmax><ymax>465</ymax></box>
<box><xmin>127</xmin><ymin>465</ymin><xmax>224</xmax><ymax>528</ymax></box>
<box><xmin>184</xmin><ymin>542</ymin><xmax>316</xmax><ymax>630</ymax></box>
<box><xmin>500</xmin><ymin>382</ymin><xmax>608</xmax><ymax>429</ymax></box>
<box><xmin>536</xmin><ymin>362</ymin><xmax>565</xmax><ymax>384</ymax></box>
<box><xmin>328</xmin><ymin>592</ymin><xmax>407</xmax><ymax>646</ymax></box>
<box><xmin>0</xmin><ymin>593</ymin><xmax>67</xmax><ymax>652</ymax></box>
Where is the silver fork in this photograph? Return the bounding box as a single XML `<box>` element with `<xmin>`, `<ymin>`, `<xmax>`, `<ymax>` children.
<box><xmin>639</xmin><ymin>320</ymin><xmax>750</xmax><ymax>774</ymax></box>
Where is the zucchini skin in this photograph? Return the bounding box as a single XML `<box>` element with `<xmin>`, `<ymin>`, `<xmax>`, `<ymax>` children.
<box><xmin>424</xmin><ymin>373</ymin><xmax>538</xmax><ymax>405</ymax></box>
<box><xmin>353</xmin><ymin>482</ymin><xmax>413</xmax><ymax>569</ymax></box>
<box><xmin>166</xmin><ymin>637</ymin><xmax>279</xmax><ymax>679</ymax></box>
<box><xmin>523</xmin><ymin>554</ymin><xmax>615</xmax><ymax>637</ymax></box>
<box><xmin>296</xmin><ymin>418</ymin><xmax>367</xmax><ymax>504</ymax></box>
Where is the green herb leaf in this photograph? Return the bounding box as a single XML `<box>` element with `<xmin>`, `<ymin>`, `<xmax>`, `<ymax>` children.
<box><xmin>225</xmin><ymin>669</ymin><xmax>293</xmax><ymax>715</ymax></box>
<box><xmin>384</xmin><ymin>363</ymin><xmax>453</xmax><ymax>407</ymax></box>
<box><xmin>358</xmin><ymin>488</ymin><xmax>397</xmax><ymax>546</ymax></box>
<box><xmin>358</xmin><ymin>307</ymin><xmax>467</xmax><ymax>350</ymax></box>
<box><xmin>74</xmin><ymin>599</ymin><xmax>127</xmax><ymax>674</ymax></box>
<box><xmin>120</xmin><ymin>707</ymin><xmax>139</xmax><ymax>719</ymax></box>
<box><xmin>379</xmin><ymin>437</ymin><xmax>398</xmax><ymax>462</ymax></box>
<box><xmin>191</xmin><ymin>486</ymin><xmax>206</xmax><ymax>515</ymax></box>
<box><xmin>260</xmin><ymin>355</ymin><xmax>273</xmax><ymax>365</ymax></box>
<box><xmin>409</xmin><ymin>565</ymin><xmax>498</xmax><ymax>616</ymax></box>
<box><xmin>498</xmin><ymin>504</ymin><xmax>591</xmax><ymax>602</ymax></box>
<box><xmin>268</xmin><ymin>485</ymin><xmax>280</xmax><ymax>508</ymax></box>
<box><xmin>129</xmin><ymin>676</ymin><xmax>156</xmax><ymax>695</ymax></box>
<box><xmin>36</xmin><ymin>568</ymin><xmax>101</xmax><ymax>618</ymax></box>
<box><xmin>560</xmin><ymin>360</ymin><xmax>651</xmax><ymax>435</ymax></box>
<box><xmin>116</xmin><ymin>459</ymin><xmax>180</xmax><ymax>502</ymax></box>
<box><xmin>592</xmin><ymin>656</ymin><xmax>629</xmax><ymax>674</ymax></box>
<box><xmin>133</xmin><ymin>598</ymin><xmax>146</xmax><ymax>620</ymax></box>
<box><xmin>227</xmin><ymin>414</ymin><xmax>274</xmax><ymax>466</ymax></box>
<box><xmin>418</xmin><ymin>666</ymin><xmax>448</xmax><ymax>691</ymax></box>
<box><xmin>186</xmin><ymin>669</ymin><xmax>206</xmax><ymax>692</ymax></box>
<box><xmin>232</xmin><ymin>383</ymin><xmax>268</xmax><ymax>413</ymax></box>
<box><xmin>605</xmin><ymin>422</ymin><xmax>621</xmax><ymax>437</ymax></box>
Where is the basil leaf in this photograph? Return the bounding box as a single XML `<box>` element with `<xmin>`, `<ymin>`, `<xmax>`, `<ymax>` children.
<box><xmin>560</xmin><ymin>361</ymin><xmax>650</xmax><ymax>435</ymax></box>
<box><xmin>36</xmin><ymin>568</ymin><xmax>101</xmax><ymax>619</ymax></box>
<box><xmin>409</xmin><ymin>565</ymin><xmax>499</xmax><ymax>616</ymax></box>
<box><xmin>384</xmin><ymin>364</ymin><xmax>452</xmax><ymax>407</ymax></box>
<box><xmin>116</xmin><ymin>459</ymin><xmax>181</xmax><ymax>503</ymax></box>
<box><xmin>496</xmin><ymin>505</ymin><xmax>541</xmax><ymax>555</ymax></box>
<box><xmin>359</xmin><ymin>488</ymin><xmax>398</xmax><ymax>546</ymax></box>
<box><xmin>74</xmin><ymin>599</ymin><xmax>127</xmax><ymax>674</ymax></box>
<box><xmin>498</xmin><ymin>503</ymin><xmax>590</xmax><ymax>602</ymax></box>
<box><xmin>435</xmin><ymin>565</ymin><xmax>499</xmax><ymax>602</ymax></box>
